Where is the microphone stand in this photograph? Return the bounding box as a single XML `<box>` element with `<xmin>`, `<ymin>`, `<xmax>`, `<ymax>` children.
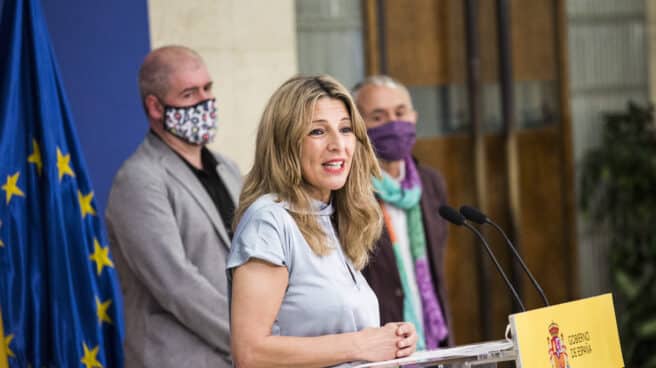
<box><xmin>463</xmin><ymin>221</ymin><xmax>526</xmax><ymax>312</ymax></box>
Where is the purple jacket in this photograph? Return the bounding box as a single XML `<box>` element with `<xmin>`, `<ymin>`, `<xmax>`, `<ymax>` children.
<box><xmin>362</xmin><ymin>163</ymin><xmax>453</xmax><ymax>347</ymax></box>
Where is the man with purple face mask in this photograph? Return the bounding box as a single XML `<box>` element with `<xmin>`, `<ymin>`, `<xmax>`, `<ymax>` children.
<box><xmin>105</xmin><ymin>46</ymin><xmax>241</xmax><ymax>368</ymax></box>
<box><xmin>354</xmin><ymin>75</ymin><xmax>452</xmax><ymax>350</ymax></box>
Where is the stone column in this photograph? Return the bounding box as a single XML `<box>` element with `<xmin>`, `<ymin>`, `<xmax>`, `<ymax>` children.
<box><xmin>648</xmin><ymin>0</ymin><xmax>656</xmax><ymax>105</ymax></box>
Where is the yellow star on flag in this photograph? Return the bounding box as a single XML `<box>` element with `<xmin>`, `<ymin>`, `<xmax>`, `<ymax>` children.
<box><xmin>27</xmin><ymin>139</ymin><xmax>43</xmax><ymax>175</ymax></box>
<box><xmin>95</xmin><ymin>297</ymin><xmax>113</xmax><ymax>325</ymax></box>
<box><xmin>0</xmin><ymin>239</ymin><xmax>4</xmax><ymax>248</ymax></box>
<box><xmin>4</xmin><ymin>333</ymin><xmax>14</xmax><ymax>358</ymax></box>
<box><xmin>78</xmin><ymin>190</ymin><xmax>96</xmax><ymax>218</ymax></box>
<box><xmin>56</xmin><ymin>147</ymin><xmax>75</xmax><ymax>181</ymax></box>
<box><xmin>80</xmin><ymin>342</ymin><xmax>103</xmax><ymax>368</ymax></box>
<box><xmin>89</xmin><ymin>239</ymin><xmax>113</xmax><ymax>276</ymax></box>
<box><xmin>2</xmin><ymin>172</ymin><xmax>25</xmax><ymax>205</ymax></box>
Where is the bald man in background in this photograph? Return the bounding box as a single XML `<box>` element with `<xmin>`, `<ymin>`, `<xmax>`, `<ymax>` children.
<box><xmin>106</xmin><ymin>46</ymin><xmax>241</xmax><ymax>368</ymax></box>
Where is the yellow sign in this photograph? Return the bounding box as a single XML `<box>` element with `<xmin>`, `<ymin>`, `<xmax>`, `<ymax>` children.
<box><xmin>509</xmin><ymin>294</ymin><xmax>624</xmax><ymax>368</ymax></box>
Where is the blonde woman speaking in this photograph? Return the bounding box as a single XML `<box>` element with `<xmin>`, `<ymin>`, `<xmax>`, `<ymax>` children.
<box><xmin>227</xmin><ymin>75</ymin><xmax>418</xmax><ymax>367</ymax></box>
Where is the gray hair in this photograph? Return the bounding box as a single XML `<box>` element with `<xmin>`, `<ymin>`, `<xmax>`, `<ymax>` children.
<box><xmin>351</xmin><ymin>75</ymin><xmax>411</xmax><ymax>103</ymax></box>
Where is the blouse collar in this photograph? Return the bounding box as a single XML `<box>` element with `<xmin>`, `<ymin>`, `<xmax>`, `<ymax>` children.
<box><xmin>279</xmin><ymin>196</ymin><xmax>334</xmax><ymax>216</ymax></box>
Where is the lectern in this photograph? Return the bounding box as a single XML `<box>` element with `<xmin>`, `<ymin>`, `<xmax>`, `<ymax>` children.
<box><xmin>354</xmin><ymin>339</ymin><xmax>516</xmax><ymax>367</ymax></box>
<box><xmin>355</xmin><ymin>294</ymin><xmax>624</xmax><ymax>368</ymax></box>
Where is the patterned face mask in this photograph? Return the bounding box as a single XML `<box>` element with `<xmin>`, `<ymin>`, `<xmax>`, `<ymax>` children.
<box><xmin>162</xmin><ymin>98</ymin><xmax>217</xmax><ymax>145</ymax></box>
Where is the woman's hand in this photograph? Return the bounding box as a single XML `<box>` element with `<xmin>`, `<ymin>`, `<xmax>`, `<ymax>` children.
<box><xmin>394</xmin><ymin>322</ymin><xmax>418</xmax><ymax>358</ymax></box>
<box><xmin>355</xmin><ymin>322</ymin><xmax>402</xmax><ymax>362</ymax></box>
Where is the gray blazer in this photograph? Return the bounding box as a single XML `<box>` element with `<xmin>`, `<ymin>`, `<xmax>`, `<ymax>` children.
<box><xmin>106</xmin><ymin>132</ymin><xmax>242</xmax><ymax>368</ymax></box>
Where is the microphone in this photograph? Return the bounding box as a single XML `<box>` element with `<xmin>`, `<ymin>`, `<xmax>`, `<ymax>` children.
<box><xmin>438</xmin><ymin>205</ymin><xmax>525</xmax><ymax>312</ymax></box>
<box><xmin>460</xmin><ymin>205</ymin><xmax>550</xmax><ymax>306</ymax></box>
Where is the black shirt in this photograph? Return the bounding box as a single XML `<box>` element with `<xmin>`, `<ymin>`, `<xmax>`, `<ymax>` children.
<box><xmin>181</xmin><ymin>147</ymin><xmax>236</xmax><ymax>239</ymax></box>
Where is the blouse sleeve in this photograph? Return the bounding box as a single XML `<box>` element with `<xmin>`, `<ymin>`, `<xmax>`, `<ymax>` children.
<box><xmin>227</xmin><ymin>205</ymin><xmax>291</xmax><ymax>271</ymax></box>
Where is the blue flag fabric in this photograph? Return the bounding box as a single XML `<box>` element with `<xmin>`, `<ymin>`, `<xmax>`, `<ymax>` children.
<box><xmin>0</xmin><ymin>0</ymin><xmax>125</xmax><ymax>367</ymax></box>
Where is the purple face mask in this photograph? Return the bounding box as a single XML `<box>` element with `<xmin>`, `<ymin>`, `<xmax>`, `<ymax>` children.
<box><xmin>366</xmin><ymin>120</ymin><xmax>417</xmax><ymax>161</ymax></box>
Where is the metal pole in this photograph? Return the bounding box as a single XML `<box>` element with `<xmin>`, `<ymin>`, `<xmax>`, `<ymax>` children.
<box><xmin>376</xmin><ymin>0</ymin><xmax>388</xmax><ymax>74</ymax></box>
<box><xmin>497</xmin><ymin>0</ymin><xmax>523</xmax><ymax>313</ymax></box>
<box><xmin>464</xmin><ymin>0</ymin><xmax>491</xmax><ymax>340</ymax></box>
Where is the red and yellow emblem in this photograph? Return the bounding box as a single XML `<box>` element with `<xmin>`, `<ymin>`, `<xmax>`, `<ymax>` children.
<box><xmin>547</xmin><ymin>322</ymin><xmax>571</xmax><ymax>368</ymax></box>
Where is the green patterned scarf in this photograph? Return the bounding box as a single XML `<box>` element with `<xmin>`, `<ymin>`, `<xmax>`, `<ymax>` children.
<box><xmin>373</xmin><ymin>158</ymin><xmax>448</xmax><ymax>349</ymax></box>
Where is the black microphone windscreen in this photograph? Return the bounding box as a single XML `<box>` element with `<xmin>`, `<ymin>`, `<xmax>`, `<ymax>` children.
<box><xmin>460</xmin><ymin>205</ymin><xmax>487</xmax><ymax>224</ymax></box>
<box><xmin>438</xmin><ymin>205</ymin><xmax>465</xmax><ymax>226</ymax></box>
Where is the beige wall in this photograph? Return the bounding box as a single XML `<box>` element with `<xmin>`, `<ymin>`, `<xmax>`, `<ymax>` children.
<box><xmin>147</xmin><ymin>0</ymin><xmax>298</xmax><ymax>173</ymax></box>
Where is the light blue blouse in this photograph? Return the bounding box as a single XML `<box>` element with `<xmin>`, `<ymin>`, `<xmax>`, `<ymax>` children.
<box><xmin>227</xmin><ymin>194</ymin><xmax>380</xmax><ymax>365</ymax></box>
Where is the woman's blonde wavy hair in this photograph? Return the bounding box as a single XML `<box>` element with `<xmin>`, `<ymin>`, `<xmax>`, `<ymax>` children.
<box><xmin>233</xmin><ymin>75</ymin><xmax>382</xmax><ymax>270</ymax></box>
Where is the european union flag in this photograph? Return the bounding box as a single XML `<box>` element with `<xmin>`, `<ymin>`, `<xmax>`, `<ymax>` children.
<box><xmin>0</xmin><ymin>0</ymin><xmax>125</xmax><ymax>367</ymax></box>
